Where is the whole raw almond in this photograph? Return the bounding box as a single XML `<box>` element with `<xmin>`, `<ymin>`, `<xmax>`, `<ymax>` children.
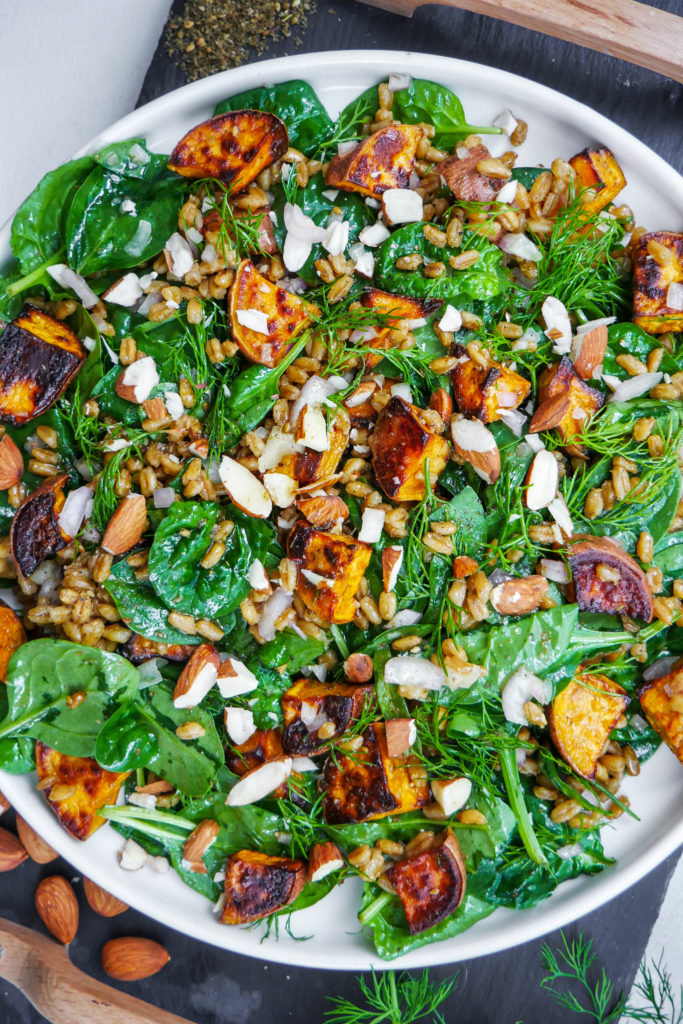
<box><xmin>529</xmin><ymin>391</ymin><xmax>572</xmax><ymax>434</ymax></box>
<box><xmin>0</xmin><ymin>790</ymin><xmax>10</xmax><ymax>814</ymax></box>
<box><xmin>16</xmin><ymin>815</ymin><xmax>58</xmax><ymax>863</ymax></box>
<box><xmin>0</xmin><ymin>826</ymin><xmax>27</xmax><ymax>871</ymax></box>
<box><xmin>0</xmin><ymin>433</ymin><xmax>24</xmax><ymax>490</ymax></box>
<box><xmin>102</xmin><ymin>493</ymin><xmax>147</xmax><ymax>555</ymax></box>
<box><xmin>83</xmin><ymin>877</ymin><xmax>129</xmax><ymax>917</ymax></box>
<box><xmin>35</xmin><ymin>875</ymin><xmax>79</xmax><ymax>944</ymax></box>
<box><xmin>101</xmin><ymin>936</ymin><xmax>170</xmax><ymax>981</ymax></box>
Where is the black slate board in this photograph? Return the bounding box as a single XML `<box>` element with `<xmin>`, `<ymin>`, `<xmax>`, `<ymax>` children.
<box><xmin>3</xmin><ymin>5</ymin><xmax>683</xmax><ymax>1021</ymax></box>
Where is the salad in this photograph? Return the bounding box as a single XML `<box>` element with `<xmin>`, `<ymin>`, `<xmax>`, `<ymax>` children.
<box><xmin>0</xmin><ymin>72</ymin><xmax>682</xmax><ymax>961</ymax></box>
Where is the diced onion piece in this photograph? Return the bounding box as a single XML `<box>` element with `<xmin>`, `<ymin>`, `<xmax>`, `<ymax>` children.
<box><xmin>57</xmin><ymin>486</ymin><xmax>92</xmax><ymax>538</ymax></box>
<box><xmin>358</xmin><ymin>507</ymin><xmax>385</xmax><ymax>544</ymax></box>
<box><xmin>359</xmin><ymin>222</ymin><xmax>391</xmax><ymax>247</ymax></box>
<box><xmin>609</xmin><ymin>372</ymin><xmax>663</xmax><ymax>403</ymax></box>
<box><xmin>438</xmin><ymin>304</ymin><xmax>462</xmax><ymax>332</ymax></box>
<box><xmin>539</xmin><ymin>558</ymin><xmax>570</xmax><ymax>583</ymax></box>
<box><xmin>47</xmin><ymin>264</ymin><xmax>99</xmax><ymax>308</ymax></box>
<box><xmin>384</xmin><ymin>656</ymin><xmax>446</xmax><ymax>691</ymax></box>
<box><xmin>499</xmin><ymin>233</ymin><xmax>542</xmax><ymax>262</ymax></box>
<box><xmin>382</xmin><ymin>188</ymin><xmax>423</xmax><ymax>225</ymax></box>
<box><xmin>388</xmin><ymin>72</ymin><xmax>412</xmax><ymax>91</ymax></box>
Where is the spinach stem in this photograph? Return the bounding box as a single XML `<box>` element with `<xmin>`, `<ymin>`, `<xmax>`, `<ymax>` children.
<box><xmin>358</xmin><ymin>891</ymin><xmax>393</xmax><ymax>926</ymax></box>
<box><xmin>6</xmin><ymin>250</ymin><xmax>65</xmax><ymax>296</ymax></box>
<box><xmin>500</xmin><ymin>746</ymin><xmax>548</xmax><ymax>868</ymax></box>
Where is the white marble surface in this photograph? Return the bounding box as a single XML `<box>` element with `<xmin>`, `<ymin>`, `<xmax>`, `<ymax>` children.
<box><xmin>0</xmin><ymin>0</ymin><xmax>681</xmax><ymax>1011</ymax></box>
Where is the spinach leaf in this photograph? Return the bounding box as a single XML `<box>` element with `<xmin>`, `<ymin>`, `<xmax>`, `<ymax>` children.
<box><xmin>94</xmin><ymin>139</ymin><xmax>171</xmax><ymax>180</ymax></box>
<box><xmin>603</xmin><ymin>322</ymin><xmax>683</xmax><ymax>381</ymax></box>
<box><xmin>431</xmin><ymin>486</ymin><xmax>486</xmax><ymax>557</ymax></box>
<box><xmin>391</xmin><ymin>79</ymin><xmax>502</xmax><ymax>149</ymax></box>
<box><xmin>0</xmin><ymin>736</ymin><xmax>35</xmax><ymax>774</ymax></box>
<box><xmin>10</xmin><ymin>155</ymin><xmax>95</xmax><ymax>274</ymax></box>
<box><xmin>270</xmin><ymin>174</ymin><xmax>374</xmax><ymax>284</ymax></box>
<box><xmin>148</xmin><ymin>501</ymin><xmax>276</xmax><ymax>622</ymax></box>
<box><xmin>243</xmin><ymin>658</ymin><xmax>291</xmax><ymax>729</ymax></box>
<box><xmin>0</xmin><ymin>640</ymin><xmax>139</xmax><ymax>757</ymax></box>
<box><xmin>374</xmin><ymin>649</ymin><xmax>410</xmax><ymax>720</ymax></box>
<box><xmin>215</xmin><ymin>81</ymin><xmax>335</xmax><ymax>157</ymax></box>
<box><xmin>104</xmin><ymin>558</ymin><xmax>203</xmax><ymax>646</ymax></box>
<box><xmin>66</xmin><ymin>147</ymin><xmax>187</xmax><ymax>275</ymax></box>
<box><xmin>259</xmin><ymin>631</ymin><xmax>326</xmax><ymax>674</ymax></box>
<box><xmin>654</xmin><ymin>532</ymin><xmax>683</xmax><ymax>586</ymax></box>
<box><xmin>374</xmin><ymin>224</ymin><xmax>510</xmax><ymax>308</ymax></box>
<box><xmin>511</xmin><ymin>166</ymin><xmax>549</xmax><ymax>190</ymax></box>
<box><xmin>94</xmin><ymin>700</ymin><xmax>159</xmax><ymax>770</ymax></box>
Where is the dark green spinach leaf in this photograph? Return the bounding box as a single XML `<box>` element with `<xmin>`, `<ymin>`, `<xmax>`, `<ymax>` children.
<box><xmin>215</xmin><ymin>81</ymin><xmax>335</xmax><ymax>157</ymax></box>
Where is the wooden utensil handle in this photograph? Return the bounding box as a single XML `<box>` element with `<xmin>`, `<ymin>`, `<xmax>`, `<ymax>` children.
<box><xmin>364</xmin><ymin>0</ymin><xmax>683</xmax><ymax>83</ymax></box>
<box><xmin>0</xmin><ymin>918</ymin><xmax>196</xmax><ymax>1024</ymax></box>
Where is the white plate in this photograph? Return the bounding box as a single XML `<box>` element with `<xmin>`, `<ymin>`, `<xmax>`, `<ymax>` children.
<box><xmin>1</xmin><ymin>50</ymin><xmax>682</xmax><ymax>971</ymax></box>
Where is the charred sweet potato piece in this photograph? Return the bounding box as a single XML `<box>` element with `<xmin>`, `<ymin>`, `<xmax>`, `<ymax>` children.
<box><xmin>385</xmin><ymin>828</ymin><xmax>466</xmax><ymax>934</ymax></box>
<box><xmin>371</xmin><ymin>395</ymin><xmax>450</xmax><ymax>501</ymax></box>
<box><xmin>281</xmin><ymin>678</ymin><xmax>374</xmax><ymax>755</ymax></box>
<box><xmin>549</xmin><ymin>674</ymin><xmax>630</xmax><ymax>779</ymax></box>
<box><xmin>220</xmin><ymin>850</ymin><xmax>306</xmax><ymax>925</ymax></box>
<box><xmin>120</xmin><ymin>633</ymin><xmax>195</xmax><ymax>664</ymax></box>
<box><xmin>538</xmin><ymin>357</ymin><xmax>604</xmax><ymax>457</ymax></box>
<box><xmin>35</xmin><ymin>741</ymin><xmax>129</xmax><ymax>841</ymax></box>
<box><xmin>10</xmin><ymin>474</ymin><xmax>69</xmax><ymax>579</ymax></box>
<box><xmin>229</xmin><ymin>260</ymin><xmax>319</xmax><ymax>367</ymax></box>
<box><xmin>287</xmin><ymin>520</ymin><xmax>372</xmax><ymax>625</ymax></box>
<box><xmin>632</xmin><ymin>232</ymin><xmax>683</xmax><ymax>335</ymax></box>
<box><xmin>639</xmin><ymin>666</ymin><xmax>683</xmax><ymax>764</ymax></box>
<box><xmin>0</xmin><ymin>307</ymin><xmax>85</xmax><ymax>426</ymax></box>
<box><xmin>360</xmin><ymin>290</ymin><xmax>441</xmax><ymax>369</ymax></box>
<box><xmin>0</xmin><ymin>603</ymin><xmax>26</xmax><ymax>682</ymax></box>
<box><xmin>295</xmin><ymin>407</ymin><xmax>350</xmax><ymax>486</ymax></box>
<box><xmin>325</xmin><ymin>123</ymin><xmax>424</xmax><ymax>198</ymax></box>
<box><xmin>296</xmin><ymin>494</ymin><xmax>349</xmax><ymax>530</ymax></box>
<box><xmin>321</xmin><ymin>722</ymin><xmax>430</xmax><ymax>824</ymax></box>
<box><xmin>450</xmin><ymin>349</ymin><xmax>531</xmax><ymax>424</ymax></box>
<box><xmin>227</xmin><ymin>728</ymin><xmax>285</xmax><ymax>777</ymax></box>
<box><xmin>168</xmin><ymin>110</ymin><xmax>288</xmax><ymax>193</ymax></box>
<box><xmin>438</xmin><ymin>143</ymin><xmax>504</xmax><ymax>203</ymax></box>
<box><xmin>568</xmin><ymin>146</ymin><xmax>626</xmax><ymax>215</ymax></box>
<box><xmin>568</xmin><ymin>535</ymin><xmax>653</xmax><ymax>622</ymax></box>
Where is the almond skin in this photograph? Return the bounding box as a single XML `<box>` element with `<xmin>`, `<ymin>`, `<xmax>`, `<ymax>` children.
<box><xmin>0</xmin><ymin>826</ymin><xmax>27</xmax><ymax>871</ymax></box>
<box><xmin>101</xmin><ymin>937</ymin><xmax>170</xmax><ymax>981</ymax></box>
<box><xmin>102</xmin><ymin>493</ymin><xmax>147</xmax><ymax>555</ymax></box>
<box><xmin>182</xmin><ymin>818</ymin><xmax>220</xmax><ymax>873</ymax></box>
<box><xmin>142</xmin><ymin>396</ymin><xmax>168</xmax><ymax>420</ymax></box>
<box><xmin>172</xmin><ymin>643</ymin><xmax>220</xmax><ymax>707</ymax></box>
<box><xmin>114</xmin><ymin>372</ymin><xmax>140</xmax><ymax>404</ymax></box>
<box><xmin>529</xmin><ymin>391</ymin><xmax>572</xmax><ymax>434</ymax></box>
<box><xmin>16</xmin><ymin>815</ymin><xmax>58</xmax><ymax>863</ymax></box>
<box><xmin>296</xmin><ymin>494</ymin><xmax>349</xmax><ymax>530</ymax></box>
<box><xmin>35</xmin><ymin>875</ymin><xmax>79</xmax><ymax>944</ymax></box>
<box><xmin>343</xmin><ymin>652</ymin><xmax>373</xmax><ymax>683</ymax></box>
<box><xmin>429</xmin><ymin>387</ymin><xmax>453</xmax><ymax>423</ymax></box>
<box><xmin>83</xmin><ymin>877</ymin><xmax>129</xmax><ymax>918</ymax></box>
<box><xmin>491</xmin><ymin>575</ymin><xmax>549</xmax><ymax>616</ymax></box>
<box><xmin>308</xmin><ymin>841</ymin><xmax>344</xmax><ymax>883</ymax></box>
<box><xmin>0</xmin><ymin>433</ymin><xmax>24</xmax><ymax>490</ymax></box>
<box><xmin>573</xmin><ymin>324</ymin><xmax>608</xmax><ymax>380</ymax></box>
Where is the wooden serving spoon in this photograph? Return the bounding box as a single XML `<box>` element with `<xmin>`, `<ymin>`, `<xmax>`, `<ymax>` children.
<box><xmin>0</xmin><ymin>918</ymin><xmax>197</xmax><ymax>1024</ymax></box>
<box><xmin>360</xmin><ymin>0</ymin><xmax>683</xmax><ymax>83</ymax></box>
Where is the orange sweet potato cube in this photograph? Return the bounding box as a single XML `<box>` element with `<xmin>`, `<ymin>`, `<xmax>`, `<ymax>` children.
<box><xmin>569</xmin><ymin>146</ymin><xmax>626</xmax><ymax>215</ymax></box>
<box><xmin>385</xmin><ymin>827</ymin><xmax>466</xmax><ymax>934</ymax></box>
<box><xmin>281</xmin><ymin>678</ymin><xmax>373</xmax><ymax>755</ymax></box>
<box><xmin>325</xmin><ymin>123</ymin><xmax>423</xmax><ymax>198</ymax></box>
<box><xmin>370</xmin><ymin>395</ymin><xmax>450</xmax><ymax>501</ymax></box>
<box><xmin>537</xmin><ymin>357</ymin><xmax>604</xmax><ymax>457</ymax></box>
<box><xmin>450</xmin><ymin>348</ymin><xmax>530</xmax><ymax>424</ymax></box>
<box><xmin>632</xmin><ymin>232</ymin><xmax>683</xmax><ymax>335</ymax></box>
<box><xmin>639</xmin><ymin>666</ymin><xmax>683</xmax><ymax>765</ymax></box>
<box><xmin>220</xmin><ymin>850</ymin><xmax>306</xmax><ymax>924</ymax></box>
<box><xmin>35</xmin><ymin>742</ymin><xmax>129</xmax><ymax>841</ymax></box>
<box><xmin>548</xmin><ymin>674</ymin><xmax>629</xmax><ymax>779</ymax></box>
<box><xmin>287</xmin><ymin>521</ymin><xmax>372</xmax><ymax>625</ymax></box>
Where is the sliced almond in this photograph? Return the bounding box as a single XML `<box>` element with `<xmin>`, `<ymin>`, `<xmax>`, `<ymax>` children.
<box><xmin>173</xmin><ymin>644</ymin><xmax>220</xmax><ymax>709</ymax></box>
<box><xmin>226</xmin><ymin>757</ymin><xmax>292</xmax><ymax>806</ymax></box>
<box><xmin>263</xmin><ymin>471</ymin><xmax>297</xmax><ymax>509</ymax></box>
<box><xmin>385</xmin><ymin>717</ymin><xmax>417</xmax><ymax>757</ymax></box>
<box><xmin>295</xmin><ymin>404</ymin><xmax>328</xmax><ymax>452</ymax></box>
<box><xmin>102</xmin><ymin>937</ymin><xmax>170</xmax><ymax>981</ymax></box>
<box><xmin>16</xmin><ymin>815</ymin><xmax>58</xmax><ymax>863</ymax></box>
<box><xmin>344</xmin><ymin>380</ymin><xmax>377</xmax><ymax>408</ymax></box>
<box><xmin>224</xmin><ymin>706</ymin><xmax>257</xmax><ymax>745</ymax></box>
<box><xmin>182</xmin><ymin>818</ymin><xmax>220</xmax><ymax>872</ymax></box>
<box><xmin>382</xmin><ymin>188</ymin><xmax>423</xmax><ymax>225</ymax></box>
<box><xmin>35</xmin><ymin>875</ymin><xmax>79</xmax><ymax>944</ymax></box>
<box><xmin>450</xmin><ymin>417</ymin><xmax>500</xmax><ymax>484</ymax></box>
<box><xmin>219</xmin><ymin>456</ymin><xmax>272</xmax><ymax>518</ymax></box>
<box><xmin>142</xmin><ymin>396</ymin><xmax>168</xmax><ymax>420</ymax></box>
<box><xmin>431</xmin><ymin>776</ymin><xmax>472</xmax><ymax>816</ymax></box>
<box><xmin>525</xmin><ymin>450</ymin><xmax>559</xmax><ymax>511</ymax></box>
<box><xmin>102</xmin><ymin>493</ymin><xmax>147</xmax><ymax>554</ymax></box>
<box><xmin>381</xmin><ymin>546</ymin><xmax>404</xmax><ymax>593</ymax></box>
<box><xmin>296</xmin><ymin>494</ymin><xmax>349</xmax><ymax>530</ymax></box>
<box><xmin>217</xmin><ymin>657</ymin><xmax>259</xmax><ymax>697</ymax></box>
<box><xmin>529</xmin><ymin>391</ymin><xmax>572</xmax><ymax>434</ymax></box>
<box><xmin>83</xmin><ymin>877</ymin><xmax>129</xmax><ymax>917</ymax></box>
<box><xmin>0</xmin><ymin>434</ymin><xmax>24</xmax><ymax>490</ymax></box>
<box><xmin>308</xmin><ymin>841</ymin><xmax>344</xmax><ymax>883</ymax></box>
<box><xmin>572</xmin><ymin>324</ymin><xmax>608</xmax><ymax>380</ymax></box>
<box><xmin>491</xmin><ymin>575</ymin><xmax>549</xmax><ymax>615</ymax></box>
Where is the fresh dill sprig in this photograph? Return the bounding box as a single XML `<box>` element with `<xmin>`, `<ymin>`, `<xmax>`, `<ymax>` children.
<box><xmin>200</xmin><ymin>179</ymin><xmax>269</xmax><ymax>263</ymax></box>
<box><xmin>324</xmin><ymin>969</ymin><xmax>456</xmax><ymax>1024</ymax></box>
<box><xmin>91</xmin><ymin>430</ymin><xmax>159</xmax><ymax>531</ymax></box>
<box><xmin>60</xmin><ymin>377</ymin><xmax>105</xmax><ymax>470</ymax></box>
<box><xmin>628</xmin><ymin>956</ymin><xmax>683</xmax><ymax>1023</ymax></box>
<box><xmin>540</xmin><ymin>932</ymin><xmax>626</xmax><ymax>1022</ymax></box>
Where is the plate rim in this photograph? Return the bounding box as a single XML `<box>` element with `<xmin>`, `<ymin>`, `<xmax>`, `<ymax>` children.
<box><xmin>1</xmin><ymin>47</ymin><xmax>682</xmax><ymax>971</ymax></box>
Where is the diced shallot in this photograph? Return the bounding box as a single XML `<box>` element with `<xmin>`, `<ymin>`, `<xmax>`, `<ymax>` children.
<box><xmin>384</xmin><ymin>656</ymin><xmax>446</xmax><ymax>691</ymax></box>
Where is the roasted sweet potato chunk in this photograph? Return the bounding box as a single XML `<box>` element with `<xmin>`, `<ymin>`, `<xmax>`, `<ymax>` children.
<box><xmin>295</xmin><ymin>407</ymin><xmax>350</xmax><ymax>486</ymax></box>
<box><xmin>321</xmin><ymin>722</ymin><xmax>430</xmax><ymax>824</ymax></box>
<box><xmin>385</xmin><ymin>828</ymin><xmax>466</xmax><ymax>934</ymax></box>
<box><xmin>438</xmin><ymin>143</ymin><xmax>504</xmax><ymax>203</ymax></box>
<box><xmin>227</xmin><ymin>728</ymin><xmax>285</xmax><ymax>777</ymax></box>
<box><xmin>538</xmin><ymin>357</ymin><xmax>604</xmax><ymax>456</ymax></box>
<box><xmin>569</xmin><ymin>146</ymin><xmax>626</xmax><ymax>215</ymax></box>
<box><xmin>325</xmin><ymin>123</ymin><xmax>423</xmax><ymax>198</ymax></box>
<box><xmin>549</xmin><ymin>674</ymin><xmax>629</xmax><ymax>779</ymax></box>
<box><xmin>35</xmin><ymin>741</ymin><xmax>129</xmax><ymax>841</ymax></box>
<box><xmin>0</xmin><ymin>603</ymin><xmax>26</xmax><ymax>682</ymax></box>
<box><xmin>281</xmin><ymin>678</ymin><xmax>373</xmax><ymax>755</ymax></box>
<box><xmin>632</xmin><ymin>232</ymin><xmax>683</xmax><ymax>335</ymax></box>
<box><xmin>450</xmin><ymin>346</ymin><xmax>530</xmax><ymax>424</ymax></box>
<box><xmin>120</xmin><ymin>633</ymin><xmax>195</xmax><ymax>664</ymax></box>
<box><xmin>371</xmin><ymin>395</ymin><xmax>450</xmax><ymax>501</ymax></box>
<box><xmin>220</xmin><ymin>850</ymin><xmax>306</xmax><ymax>925</ymax></box>
<box><xmin>0</xmin><ymin>307</ymin><xmax>85</xmax><ymax>425</ymax></box>
<box><xmin>568</xmin><ymin>535</ymin><xmax>653</xmax><ymax>622</ymax></box>
<box><xmin>296</xmin><ymin>494</ymin><xmax>349</xmax><ymax>530</ymax></box>
<box><xmin>10</xmin><ymin>474</ymin><xmax>69</xmax><ymax>579</ymax></box>
<box><xmin>639</xmin><ymin>666</ymin><xmax>683</xmax><ymax>764</ymax></box>
<box><xmin>228</xmin><ymin>260</ymin><xmax>319</xmax><ymax>367</ymax></box>
<box><xmin>169</xmin><ymin>110</ymin><xmax>288</xmax><ymax>193</ymax></box>
<box><xmin>360</xmin><ymin>290</ymin><xmax>441</xmax><ymax>369</ymax></box>
<box><xmin>287</xmin><ymin>520</ymin><xmax>372</xmax><ymax>625</ymax></box>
